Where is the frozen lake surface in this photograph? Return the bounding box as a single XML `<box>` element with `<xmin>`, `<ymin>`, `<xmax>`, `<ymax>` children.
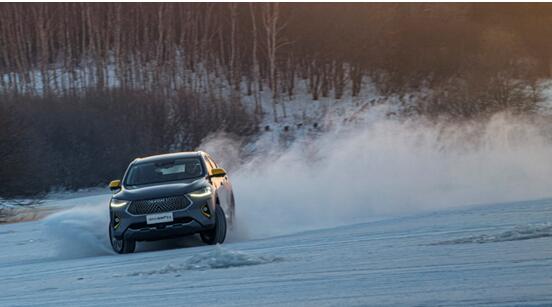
<box><xmin>0</xmin><ymin>194</ymin><xmax>551</xmax><ymax>306</ymax></box>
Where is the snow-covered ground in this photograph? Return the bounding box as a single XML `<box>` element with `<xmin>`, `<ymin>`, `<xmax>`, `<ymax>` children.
<box><xmin>0</xmin><ymin>193</ymin><xmax>551</xmax><ymax>306</ymax></box>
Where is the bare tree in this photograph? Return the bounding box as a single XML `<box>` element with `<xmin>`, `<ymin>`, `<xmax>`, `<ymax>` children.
<box><xmin>249</xmin><ymin>3</ymin><xmax>262</xmax><ymax>118</ymax></box>
<box><xmin>261</xmin><ymin>3</ymin><xmax>288</xmax><ymax>122</ymax></box>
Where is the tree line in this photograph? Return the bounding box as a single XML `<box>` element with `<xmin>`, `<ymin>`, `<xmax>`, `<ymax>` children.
<box><xmin>1</xmin><ymin>4</ymin><xmax>551</xmax><ymax>114</ymax></box>
<box><xmin>1</xmin><ymin>3</ymin><xmax>552</xmax><ymax>196</ymax></box>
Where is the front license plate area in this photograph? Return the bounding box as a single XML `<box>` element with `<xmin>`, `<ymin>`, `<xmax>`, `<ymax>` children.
<box><xmin>146</xmin><ymin>212</ymin><xmax>174</xmax><ymax>225</ymax></box>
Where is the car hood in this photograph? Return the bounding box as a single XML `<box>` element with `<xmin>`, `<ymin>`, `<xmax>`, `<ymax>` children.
<box><xmin>114</xmin><ymin>178</ymin><xmax>208</xmax><ymax>201</ymax></box>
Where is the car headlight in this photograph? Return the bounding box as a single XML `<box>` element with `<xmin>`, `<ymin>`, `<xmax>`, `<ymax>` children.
<box><xmin>187</xmin><ymin>186</ymin><xmax>212</xmax><ymax>198</ymax></box>
<box><xmin>110</xmin><ymin>199</ymin><xmax>129</xmax><ymax>208</ymax></box>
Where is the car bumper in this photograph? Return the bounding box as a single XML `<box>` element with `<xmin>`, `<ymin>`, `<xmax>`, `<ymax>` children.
<box><xmin>123</xmin><ymin>219</ymin><xmax>211</xmax><ymax>241</ymax></box>
<box><xmin>110</xmin><ymin>197</ymin><xmax>216</xmax><ymax>241</ymax></box>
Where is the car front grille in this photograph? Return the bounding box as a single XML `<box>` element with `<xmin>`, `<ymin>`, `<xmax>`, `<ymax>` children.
<box><xmin>127</xmin><ymin>196</ymin><xmax>191</xmax><ymax>215</ymax></box>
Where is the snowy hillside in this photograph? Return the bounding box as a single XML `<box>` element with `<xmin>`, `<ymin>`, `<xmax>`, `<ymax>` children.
<box><xmin>0</xmin><ymin>194</ymin><xmax>551</xmax><ymax>306</ymax></box>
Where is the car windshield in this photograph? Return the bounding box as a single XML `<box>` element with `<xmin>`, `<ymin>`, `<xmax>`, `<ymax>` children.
<box><xmin>124</xmin><ymin>158</ymin><xmax>204</xmax><ymax>186</ymax></box>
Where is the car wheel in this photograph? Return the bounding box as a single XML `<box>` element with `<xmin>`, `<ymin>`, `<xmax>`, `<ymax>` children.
<box><xmin>109</xmin><ymin>225</ymin><xmax>136</xmax><ymax>254</ymax></box>
<box><xmin>200</xmin><ymin>205</ymin><xmax>227</xmax><ymax>245</ymax></box>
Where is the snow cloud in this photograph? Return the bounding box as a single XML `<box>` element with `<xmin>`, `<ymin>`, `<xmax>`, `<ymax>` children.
<box><xmin>201</xmin><ymin>109</ymin><xmax>552</xmax><ymax>239</ymax></box>
<box><xmin>42</xmin><ymin>196</ymin><xmax>113</xmax><ymax>258</ymax></box>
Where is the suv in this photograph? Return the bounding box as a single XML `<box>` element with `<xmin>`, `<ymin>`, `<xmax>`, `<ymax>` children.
<box><xmin>107</xmin><ymin>151</ymin><xmax>235</xmax><ymax>254</ymax></box>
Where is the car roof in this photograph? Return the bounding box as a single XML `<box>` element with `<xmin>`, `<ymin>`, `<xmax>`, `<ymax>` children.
<box><xmin>133</xmin><ymin>151</ymin><xmax>204</xmax><ymax>164</ymax></box>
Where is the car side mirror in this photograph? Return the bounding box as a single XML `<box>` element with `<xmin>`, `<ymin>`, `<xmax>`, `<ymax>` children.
<box><xmin>109</xmin><ymin>180</ymin><xmax>121</xmax><ymax>191</ymax></box>
<box><xmin>210</xmin><ymin>168</ymin><xmax>226</xmax><ymax>178</ymax></box>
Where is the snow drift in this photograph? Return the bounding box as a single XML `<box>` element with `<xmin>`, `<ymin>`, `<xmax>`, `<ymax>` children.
<box><xmin>432</xmin><ymin>222</ymin><xmax>552</xmax><ymax>245</ymax></box>
<box><xmin>124</xmin><ymin>245</ymin><xmax>281</xmax><ymax>277</ymax></box>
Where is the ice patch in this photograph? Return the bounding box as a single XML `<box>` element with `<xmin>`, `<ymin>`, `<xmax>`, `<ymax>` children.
<box><xmin>124</xmin><ymin>245</ymin><xmax>281</xmax><ymax>276</ymax></box>
<box><xmin>431</xmin><ymin>223</ymin><xmax>552</xmax><ymax>245</ymax></box>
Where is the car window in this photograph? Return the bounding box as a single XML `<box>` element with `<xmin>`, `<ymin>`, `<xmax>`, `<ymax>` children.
<box><xmin>125</xmin><ymin>158</ymin><xmax>204</xmax><ymax>186</ymax></box>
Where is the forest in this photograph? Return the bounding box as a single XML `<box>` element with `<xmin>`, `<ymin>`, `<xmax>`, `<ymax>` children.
<box><xmin>1</xmin><ymin>3</ymin><xmax>552</xmax><ymax>196</ymax></box>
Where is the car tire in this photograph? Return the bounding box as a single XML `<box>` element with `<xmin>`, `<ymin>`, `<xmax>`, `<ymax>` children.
<box><xmin>200</xmin><ymin>205</ymin><xmax>227</xmax><ymax>245</ymax></box>
<box><xmin>109</xmin><ymin>225</ymin><xmax>136</xmax><ymax>254</ymax></box>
